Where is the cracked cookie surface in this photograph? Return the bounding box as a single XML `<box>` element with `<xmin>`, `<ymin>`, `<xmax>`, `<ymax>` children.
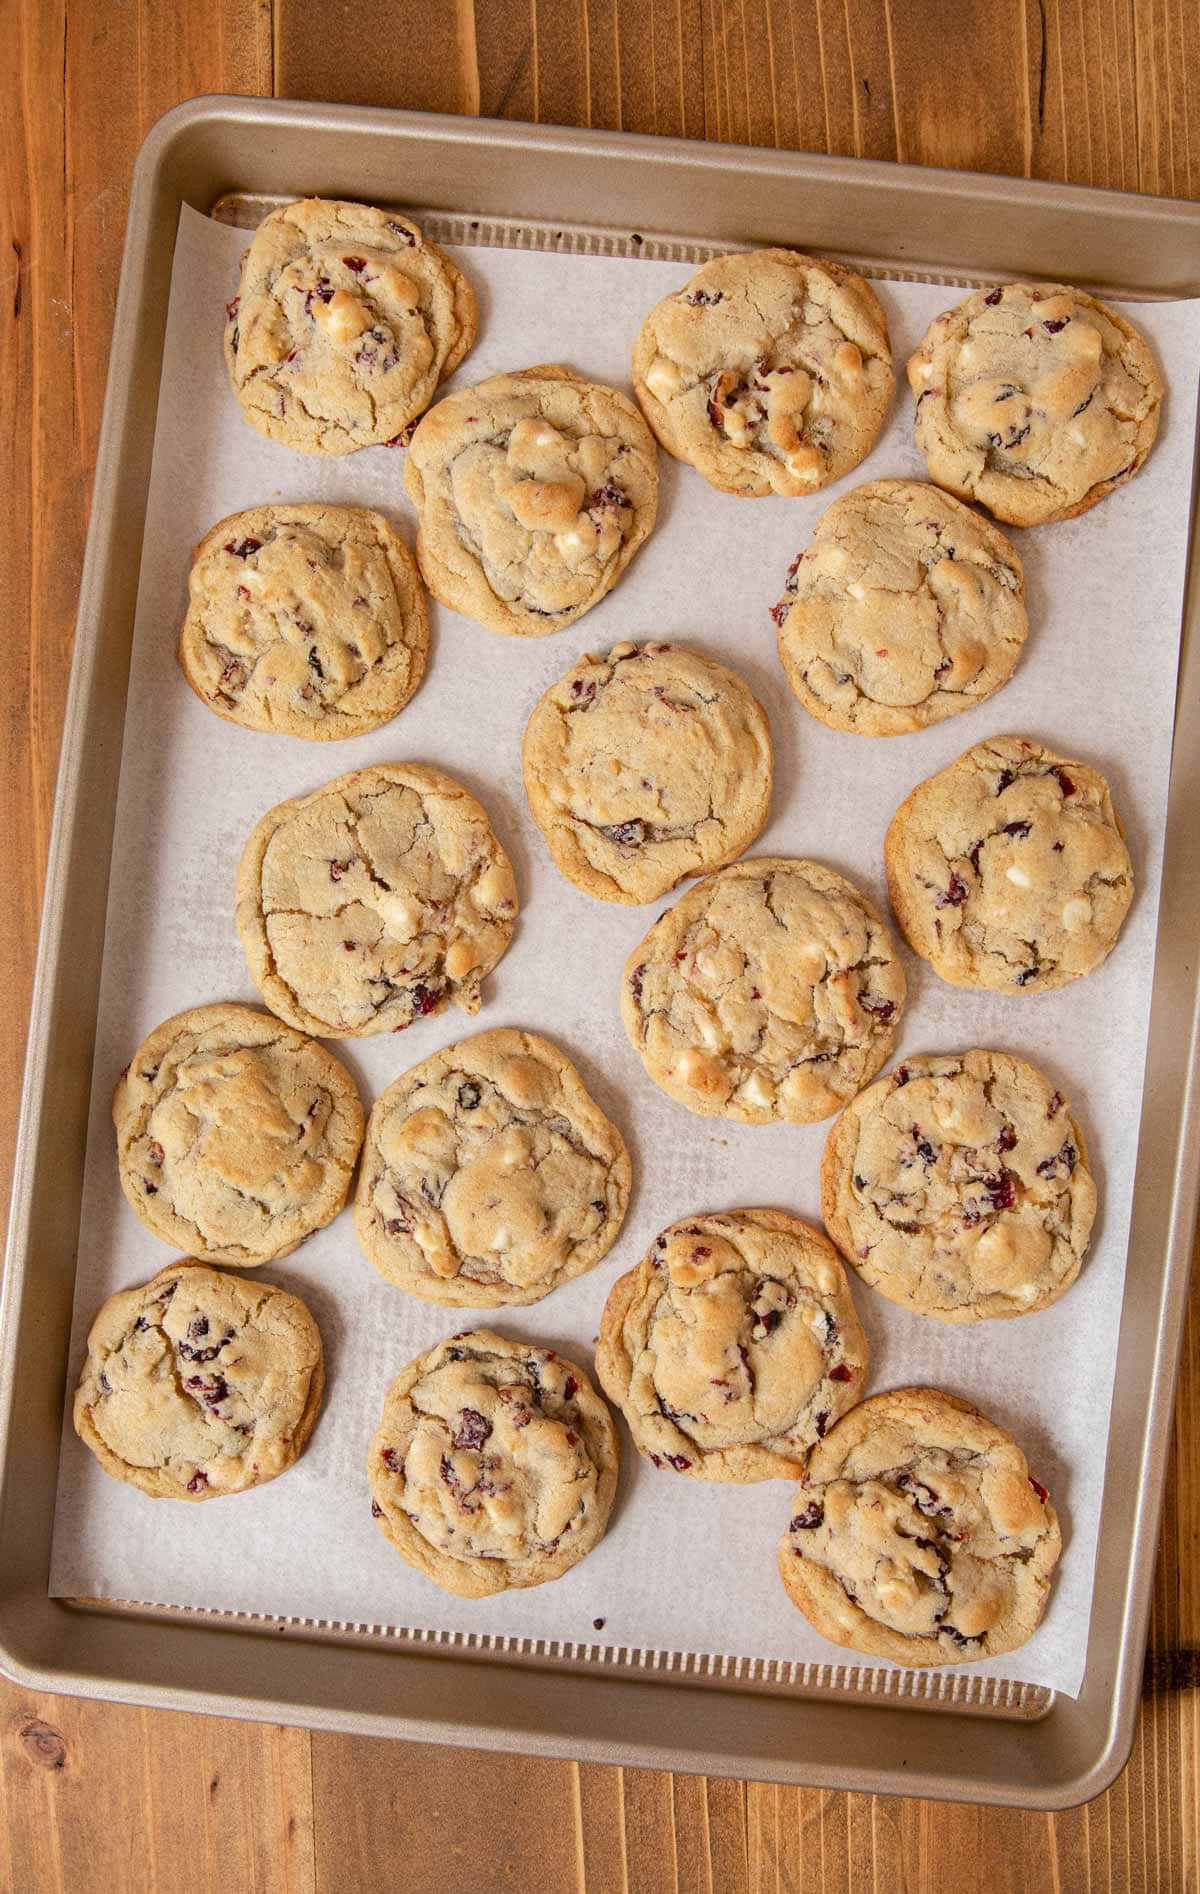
<box><xmin>224</xmin><ymin>197</ymin><xmax>476</xmax><ymax>455</ymax></box>
<box><xmin>632</xmin><ymin>249</ymin><xmax>894</xmax><ymax>497</ymax></box>
<box><xmin>237</xmin><ymin>763</ymin><xmax>518</xmax><ymax>1038</ymax></box>
<box><xmin>907</xmin><ymin>282</ymin><xmax>1162</xmax><ymax>526</ymax></box>
<box><xmin>355</xmin><ymin>1028</ymin><xmax>631</xmax><ymax>1307</ymax></box>
<box><xmin>73</xmin><ymin>1262</ymin><xmax>324</xmax><ymax>1500</ymax></box>
<box><xmin>779</xmin><ymin>1387</ymin><xmax>1062</xmax><ymax>1666</ymax></box>
<box><xmin>822</xmin><ymin>1051</ymin><xmax>1096</xmax><ymax>1322</ymax></box>
<box><xmin>622</xmin><ymin>857</ymin><xmax>905</xmax><ymax>1125</ymax></box>
<box><xmin>369</xmin><ymin>1329</ymin><xmax>618</xmax><ymax>1596</ymax></box>
<box><xmin>522</xmin><ymin>640</ymin><xmax>772</xmax><ymax>903</ymax></box>
<box><xmin>403</xmin><ymin>363</ymin><xmax>659</xmax><ymax>637</ymax></box>
<box><xmin>885</xmin><ymin>736</ymin><xmax>1133</xmax><ymax>993</ymax></box>
<box><xmin>113</xmin><ymin>1003</ymin><xmax>364</xmax><ymax>1264</ymax></box>
<box><xmin>178</xmin><ymin>503</ymin><xmax>428</xmax><ymax>740</ymax></box>
<box><xmin>772</xmin><ymin>480</ymin><xmax>1027</xmax><ymax>737</ymax></box>
<box><xmin>596</xmin><ymin>1208</ymin><xmax>868</xmax><ymax>1482</ymax></box>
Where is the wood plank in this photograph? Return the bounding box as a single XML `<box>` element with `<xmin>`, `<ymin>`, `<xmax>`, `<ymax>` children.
<box><xmin>3</xmin><ymin>1</ymin><xmax>1200</xmax><ymax>1890</ymax></box>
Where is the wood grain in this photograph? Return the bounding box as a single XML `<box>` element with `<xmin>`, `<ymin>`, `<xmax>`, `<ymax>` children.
<box><xmin>1</xmin><ymin>1</ymin><xmax>1198</xmax><ymax>1889</ymax></box>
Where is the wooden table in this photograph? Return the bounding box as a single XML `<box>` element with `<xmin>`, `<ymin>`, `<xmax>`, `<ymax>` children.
<box><xmin>2</xmin><ymin>3</ymin><xmax>1198</xmax><ymax>1887</ymax></box>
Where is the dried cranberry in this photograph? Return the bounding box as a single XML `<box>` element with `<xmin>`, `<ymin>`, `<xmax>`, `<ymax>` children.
<box><xmin>371</xmin><ymin>1500</ymin><xmax>383</xmax><ymax>1517</ymax></box>
<box><xmin>342</xmin><ymin>255</ymin><xmax>367</xmax><ymax>272</ymax></box>
<box><xmin>936</xmin><ymin>874</ymin><xmax>969</xmax><ymax>909</ymax></box>
<box><xmin>1015</xmin><ymin>967</ymin><xmax>1040</xmax><ymax>986</ymax></box>
<box><xmin>790</xmin><ymin>1502</ymin><xmax>824</xmax><ymax>1530</ymax></box>
<box><xmin>329</xmin><ymin>859</ymin><xmax>350</xmax><ymax>881</ymax></box>
<box><xmin>223</xmin><ymin>537</ymin><xmax>262</xmax><ymax>559</ymax></box>
<box><xmin>1037</xmin><ymin>1142</ymin><xmax>1077</xmax><ymax>1178</ymax></box>
<box><xmin>383</xmin><ymin>1213</ymin><xmax>410</xmax><ymax>1236</ymax></box>
<box><xmin>1047</xmin><ymin>1091</ymin><xmax>1063</xmax><ymax>1118</ymax></box>
<box><xmin>829</xmin><ymin>1364</ymin><xmax>854</xmax><ymax>1383</ymax></box>
<box><xmin>996</xmin><ymin>768</ymin><xmax>1016</xmax><ymax>794</ymax></box>
<box><xmin>814</xmin><ymin>1411</ymin><xmax>830</xmax><ymax>1438</ymax></box>
<box><xmin>997</xmin><ymin>1124</ymin><xmax>1017</xmax><ymax>1152</ymax></box>
<box><xmin>893</xmin><ymin>1065</ymin><xmax>910</xmax><ymax>1086</ymax></box>
<box><xmin>381</xmin><ymin>1447</ymin><xmax>400</xmax><ymax>1471</ymax></box>
<box><xmin>630</xmin><ymin>963</ymin><xmax>647</xmax><ymax>1006</ymax></box>
<box><xmin>685</xmin><ymin>288</ymin><xmax>724</xmax><ymax>306</ymax></box>
<box><xmin>986</xmin><ymin>1170</ymin><xmax>1018</xmax><ymax>1211</ymax></box>
<box><xmin>984</xmin><ymin>288</ymin><xmax>1003</xmax><ymax>305</ymax></box>
<box><xmin>457</xmin><ymin>1081</ymin><xmax>482</xmax><ymax>1110</ymax></box>
<box><xmin>706</xmin><ymin>396</ymin><xmax>723</xmax><ymax>428</ymax></box>
<box><xmin>1052</xmin><ymin>767</ymin><xmax>1076</xmax><ymax>797</ymax></box>
<box><xmin>664</xmin><ymin>1453</ymin><xmax>692</xmax><ymax>1471</ymax></box>
<box><xmin>603</xmin><ymin>820</ymin><xmax>645</xmax><ymax>847</ymax></box>
<box><xmin>859</xmin><ymin>995</ymin><xmax>895</xmax><ymax>1020</ymax></box>
<box><xmin>913</xmin><ymin>1129</ymin><xmax>937</xmax><ymax>1163</ymax></box>
<box><xmin>1029</xmin><ymin>1476</ymin><xmax>1050</xmax><ymax>1502</ymax></box>
<box><xmin>769</xmin><ymin>598</ymin><xmax>791</xmax><ymax>628</ymax></box>
<box><xmin>1043</xmin><ymin>317</ymin><xmax>1068</xmax><ymax>334</ymax></box>
<box><xmin>452</xmin><ymin>1408</ymin><xmax>492</xmax><ymax>1451</ymax></box>
<box><xmin>562</xmin><ymin>1375</ymin><xmax>578</xmax><ymax>1401</ymax></box>
<box><xmin>570</xmin><ymin>678</ymin><xmax>596</xmax><ymax>701</ymax></box>
<box><xmin>226</xmin><ymin>296</ymin><xmax>240</xmax><ymax>322</ymax></box>
<box><xmin>1002</xmin><ymin>820</ymin><xmax>1031</xmax><ymax>839</ymax></box>
<box><xmin>186</xmin><ymin>1472</ymin><xmax>208</xmax><ymax>1494</ymax></box>
<box><xmin>590</xmin><ymin>482</ymin><xmax>629</xmax><ymax>511</ymax></box>
<box><xmin>308</xmin><ymin>648</ymin><xmax>325</xmax><ymax>679</ymax></box>
<box><xmin>410</xmin><ymin>983</ymin><xmax>441</xmax><ymax>1016</ymax></box>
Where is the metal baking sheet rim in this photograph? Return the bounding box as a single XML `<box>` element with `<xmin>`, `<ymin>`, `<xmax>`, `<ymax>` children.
<box><xmin>1</xmin><ymin>95</ymin><xmax>1198</xmax><ymax>1809</ymax></box>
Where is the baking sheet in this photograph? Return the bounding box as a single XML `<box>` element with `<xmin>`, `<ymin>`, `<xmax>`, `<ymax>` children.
<box><xmin>47</xmin><ymin>205</ymin><xmax>1200</xmax><ymax>1699</ymax></box>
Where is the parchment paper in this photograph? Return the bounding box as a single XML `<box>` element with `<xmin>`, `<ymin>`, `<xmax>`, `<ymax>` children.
<box><xmin>48</xmin><ymin>205</ymin><xmax>1200</xmax><ymax>1699</ymax></box>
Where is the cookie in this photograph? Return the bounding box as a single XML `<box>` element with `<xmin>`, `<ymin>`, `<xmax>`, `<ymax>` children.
<box><xmin>772</xmin><ymin>480</ymin><xmax>1027</xmax><ymax>737</ymax></box>
<box><xmin>113</xmin><ymin>1003</ymin><xmax>364</xmax><ymax>1265</ymax></box>
<box><xmin>237</xmin><ymin>764</ymin><xmax>518</xmax><ymax>1038</ymax></box>
<box><xmin>355</xmin><ymin>1028</ymin><xmax>631</xmax><ymax>1307</ymax></box>
<box><xmin>368</xmin><ymin>1330</ymin><xmax>618</xmax><ymax>1596</ymax></box>
<box><xmin>632</xmin><ymin>249</ymin><xmax>894</xmax><ymax>497</ymax></box>
<box><xmin>224</xmin><ymin>197</ymin><xmax>476</xmax><ymax>455</ymax></box>
<box><xmin>822</xmin><ymin>1052</ymin><xmax>1096</xmax><ymax>1322</ymax></box>
<box><xmin>622</xmin><ymin>858</ymin><xmax>905</xmax><ymax>1125</ymax></box>
<box><xmin>403</xmin><ymin>364</ymin><xmax>659</xmax><ymax>637</ymax></box>
<box><xmin>522</xmin><ymin>640</ymin><xmax>773</xmax><ymax>904</ymax></box>
<box><xmin>73</xmin><ymin>1262</ymin><xmax>324</xmax><ymax>1500</ymax></box>
<box><xmin>907</xmin><ymin>283</ymin><xmax>1162</xmax><ymax>526</ymax></box>
<box><xmin>596</xmin><ymin>1209</ymin><xmax>868</xmax><ymax>1483</ymax></box>
<box><xmin>178</xmin><ymin>504</ymin><xmax>428</xmax><ymax>740</ymax></box>
<box><xmin>884</xmin><ymin>736</ymin><xmax>1133</xmax><ymax>993</ymax></box>
<box><xmin>779</xmin><ymin>1388</ymin><xmax>1061</xmax><ymax>1666</ymax></box>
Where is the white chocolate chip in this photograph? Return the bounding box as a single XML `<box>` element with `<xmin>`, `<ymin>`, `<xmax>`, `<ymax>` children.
<box><xmin>472</xmin><ymin>865</ymin><xmax>511</xmax><ymax>911</ymax></box>
<box><xmin>645</xmin><ymin>356</ymin><xmax>684</xmax><ymax>401</ymax></box>
<box><xmin>1006</xmin><ymin>864</ymin><xmax>1032</xmax><ymax>888</ymax></box>
<box><xmin>312</xmin><ymin>289</ymin><xmax>371</xmax><ymax>346</ymax></box>
<box><xmin>1061</xmin><ymin>896</ymin><xmax>1092</xmax><ymax>932</ymax></box>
